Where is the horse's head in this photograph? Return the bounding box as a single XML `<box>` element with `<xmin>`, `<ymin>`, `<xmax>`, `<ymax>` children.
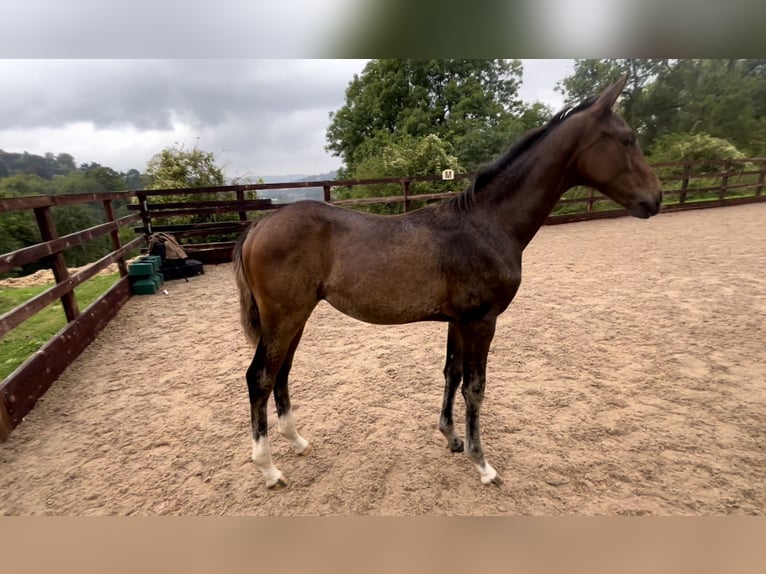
<box><xmin>571</xmin><ymin>75</ymin><xmax>662</xmax><ymax>219</ymax></box>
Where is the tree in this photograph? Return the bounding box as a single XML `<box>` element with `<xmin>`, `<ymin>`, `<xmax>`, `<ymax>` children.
<box><xmin>557</xmin><ymin>59</ymin><xmax>766</xmax><ymax>157</ymax></box>
<box><xmin>0</xmin><ymin>156</ymin><xmax>146</xmax><ymax>275</ymax></box>
<box><xmin>649</xmin><ymin>133</ymin><xmax>747</xmax><ymax>173</ymax></box>
<box><xmin>0</xmin><ymin>175</ymin><xmax>47</xmax><ymax>275</ymax></box>
<box><xmin>81</xmin><ymin>165</ymin><xmax>127</xmax><ymax>192</ymax></box>
<box><xmin>336</xmin><ymin>133</ymin><xmax>463</xmax><ymax>214</ymax></box>
<box><xmin>144</xmin><ymin>143</ymin><xmax>232</xmax><ymax>239</ymax></box>
<box><xmin>145</xmin><ymin>142</ymin><xmax>227</xmax><ymax>212</ymax></box>
<box><xmin>656</xmin><ymin>60</ymin><xmax>766</xmax><ymax>156</ymax></box>
<box><xmin>125</xmin><ymin>168</ymin><xmax>145</xmax><ymax>189</ymax></box>
<box><xmin>647</xmin><ymin>132</ymin><xmax>751</xmax><ymax>205</ymax></box>
<box><xmin>145</xmin><ymin>143</ymin><xmax>225</xmax><ymax>190</ymax></box>
<box><xmin>327</xmin><ymin>59</ymin><xmax>529</xmax><ymax>173</ymax></box>
<box><xmin>452</xmin><ymin>102</ymin><xmax>554</xmax><ymax>171</ymax></box>
<box><xmin>54</xmin><ymin>203</ymin><xmax>109</xmax><ymax>266</ymax></box>
<box><xmin>556</xmin><ymin>59</ymin><xmax>670</xmax><ymax>141</ymax></box>
<box><xmin>55</xmin><ymin>153</ymin><xmax>77</xmax><ymax>175</ymax></box>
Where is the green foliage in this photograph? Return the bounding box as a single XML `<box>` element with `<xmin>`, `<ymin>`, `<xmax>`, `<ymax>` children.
<box><xmin>125</xmin><ymin>168</ymin><xmax>146</xmax><ymax>189</ymax></box>
<box><xmin>556</xmin><ymin>59</ymin><xmax>672</xmax><ymax>143</ymax></box>
<box><xmin>451</xmin><ymin>104</ymin><xmax>553</xmax><ymax>173</ymax></box>
<box><xmin>144</xmin><ymin>143</ymin><xmax>235</xmax><ymax>242</ymax></box>
<box><xmin>0</xmin><ymin>165</ymin><xmax>135</xmax><ymax>275</ymax></box>
<box><xmin>0</xmin><ymin>175</ymin><xmax>47</xmax><ymax>266</ymax></box>
<box><xmin>647</xmin><ymin>133</ymin><xmax>756</xmax><ymax>204</ymax></box>
<box><xmin>557</xmin><ymin>59</ymin><xmax>766</xmax><ymax>156</ymax></box>
<box><xmin>145</xmin><ymin>143</ymin><xmax>225</xmax><ymax>190</ymax></box>
<box><xmin>49</xmin><ymin>167</ymin><xmax>127</xmax><ymax>195</ymax></box>
<box><xmin>0</xmin><ymin>273</ymin><xmax>120</xmax><ymax>380</ymax></box>
<box><xmin>336</xmin><ymin>133</ymin><xmax>463</xmax><ymax>213</ymax></box>
<box><xmin>0</xmin><ymin>210</ymin><xmax>39</xmax><ymax>264</ymax></box>
<box><xmin>649</xmin><ymin>133</ymin><xmax>746</xmax><ymax>169</ymax></box>
<box><xmin>647</xmin><ymin>60</ymin><xmax>766</xmax><ymax>156</ymax></box>
<box><xmin>0</xmin><ymin>150</ymin><xmax>79</xmax><ymax>180</ymax></box>
<box><xmin>0</xmin><ymin>173</ymin><xmax>50</xmax><ymax>197</ymax></box>
<box><xmin>327</xmin><ymin>59</ymin><xmax>536</xmax><ymax>173</ymax></box>
<box><xmin>354</xmin><ymin>133</ymin><xmax>462</xmax><ymax>178</ymax></box>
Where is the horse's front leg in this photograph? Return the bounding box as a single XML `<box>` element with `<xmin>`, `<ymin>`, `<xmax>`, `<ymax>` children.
<box><xmin>460</xmin><ymin>317</ymin><xmax>503</xmax><ymax>486</ymax></box>
<box><xmin>439</xmin><ymin>322</ymin><xmax>464</xmax><ymax>453</ymax></box>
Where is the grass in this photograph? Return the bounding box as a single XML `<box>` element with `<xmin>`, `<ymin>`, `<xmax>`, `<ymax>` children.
<box><xmin>0</xmin><ymin>273</ymin><xmax>120</xmax><ymax>381</ymax></box>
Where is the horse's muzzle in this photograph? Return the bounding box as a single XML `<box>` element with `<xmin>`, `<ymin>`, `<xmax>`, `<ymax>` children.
<box><xmin>632</xmin><ymin>191</ymin><xmax>662</xmax><ymax>219</ymax></box>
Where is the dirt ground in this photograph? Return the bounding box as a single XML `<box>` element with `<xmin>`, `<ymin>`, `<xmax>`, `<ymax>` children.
<box><xmin>1</xmin><ymin>204</ymin><xmax>764</xmax><ymax>515</ymax></box>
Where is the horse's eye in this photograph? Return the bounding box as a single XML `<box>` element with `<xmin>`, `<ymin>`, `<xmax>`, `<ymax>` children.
<box><xmin>622</xmin><ymin>135</ymin><xmax>636</xmax><ymax>148</ymax></box>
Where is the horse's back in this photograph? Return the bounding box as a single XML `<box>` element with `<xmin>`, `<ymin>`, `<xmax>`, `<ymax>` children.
<box><xmin>242</xmin><ymin>201</ymin><xmax>451</xmax><ymax>323</ymax></box>
<box><xmin>242</xmin><ymin>200</ymin><xmax>519</xmax><ymax>325</ymax></box>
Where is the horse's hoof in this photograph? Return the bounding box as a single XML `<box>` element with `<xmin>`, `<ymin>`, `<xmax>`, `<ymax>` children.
<box><xmin>485</xmin><ymin>475</ymin><xmax>503</xmax><ymax>487</ymax></box>
<box><xmin>267</xmin><ymin>477</ymin><xmax>288</xmax><ymax>490</ymax></box>
<box><xmin>449</xmin><ymin>438</ymin><xmax>464</xmax><ymax>453</ymax></box>
<box><xmin>297</xmin><ymin>444</ymin><xmax>312</xmax><ymax>456</ymax></box>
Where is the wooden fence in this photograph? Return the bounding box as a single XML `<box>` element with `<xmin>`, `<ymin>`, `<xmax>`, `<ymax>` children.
<box><xmin>129</xmin><ymin>158</ymin><xmax>766</xmax><ymax>264</ymax></box>
<box><xmin>1</xmin><ymin>157</ymin><xmax>765</xmax><ymax>439</ymax></box>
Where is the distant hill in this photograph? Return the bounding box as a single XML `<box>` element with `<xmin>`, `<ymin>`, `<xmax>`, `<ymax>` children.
<box><xmin>293</xmin><ymin>170</ymin><xmax>338</xmax><ymax>182</ymax></box>
<box><xmin>0</xmin><ymin>149</ymin><xmax>79</xmax><ymax>179</ymax></box>
<box><xmin>238</xmin><ymin>170</ymin><xmax>338</xmax><ymax>185</ymax></box>
<box><xmin>255</xmin><ymin>174</ymin><xmax>310</xmax><ymax>184</ymax></box>
<box><xmin>252</xmin><ymin>170</ymin><xmax>338</xmax><ymax>204</ymax></box>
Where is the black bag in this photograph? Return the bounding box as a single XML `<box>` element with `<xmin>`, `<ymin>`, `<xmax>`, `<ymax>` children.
<box><xmin>149</xmin><ymin>239</ymin><xmax>204</xmax><ymax>281</ymax></box>
<box><xmin>160</xmin><ymin>258</ymin><xmax>205</xmax><ymax>281</ymax></box>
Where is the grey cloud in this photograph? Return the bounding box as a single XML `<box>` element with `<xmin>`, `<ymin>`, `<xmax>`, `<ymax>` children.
<box><xmin>0</xmin><ymin>59</ymin><xmax>571</xmax><ymax>177</ymax></box>
<box><xmin>0</xmin><ymin>60</ymin><xmax>357</xmax><ymax>131</ymax></box>
<box><xmin>0</xmin><ymin>59</ymin><xmax>365</xmax><ymax>175</ymax></box>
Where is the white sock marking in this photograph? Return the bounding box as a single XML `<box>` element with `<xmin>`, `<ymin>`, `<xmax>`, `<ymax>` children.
<box><xmin>252</xmin><ymin>436</ymin><xmax>284</xmax><ymax>487</ymax></box>
<box><xmin>278</xmin><ymin>411</ymin><xmax>310</xmax><ymax>454</ymax></box>
<box><xmin>475</xmin><ymin>461</ymin><xmax>498</xmax><ymax>484</ymax></box>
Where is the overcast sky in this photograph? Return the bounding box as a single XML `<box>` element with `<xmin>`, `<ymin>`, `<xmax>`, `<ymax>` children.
<box><xmin>0</xmin><ymin>59</ymin><xmax>574</xmax><ymax>179</ymax></box>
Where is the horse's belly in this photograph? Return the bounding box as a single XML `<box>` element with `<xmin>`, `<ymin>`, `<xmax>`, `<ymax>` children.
<box><xmin>323</xmin><ymin>287</ymin><xmax>444</xmax><ymax>325</ymax></box>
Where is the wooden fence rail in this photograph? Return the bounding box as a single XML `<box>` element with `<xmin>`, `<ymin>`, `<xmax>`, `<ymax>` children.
<box><xmin>1</xmin><ymin>157</ymin><xmax>765</xmax><ymax>439</ymax></box>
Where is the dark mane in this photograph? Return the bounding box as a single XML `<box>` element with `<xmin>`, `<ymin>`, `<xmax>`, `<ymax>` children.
<box><xmin>451</xmin><ymin>95</ymin><xmax>598</xmax><ymax>211</ymax></box>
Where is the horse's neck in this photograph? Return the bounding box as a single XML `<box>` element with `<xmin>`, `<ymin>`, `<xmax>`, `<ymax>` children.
<box><xmin>484</xmin><ymin>126</ymin><xmax>580</xmax><ymax>249</ymax></box>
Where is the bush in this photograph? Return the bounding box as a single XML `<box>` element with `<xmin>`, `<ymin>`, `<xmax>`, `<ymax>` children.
<box><xmin>649</xmin><ymin>133</ymin><xmax>747</xmax><ymax>177</ymax></box>
<box><xmin>335</xmin><ymin>133</ymin><xmax>463</xmax><ymax>214</ymax></box>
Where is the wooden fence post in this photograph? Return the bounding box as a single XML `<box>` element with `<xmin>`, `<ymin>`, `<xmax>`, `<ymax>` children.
<box><xmin>402</xmin><ymin>180</ymin><xmax>411</xmax><ymax>213</ymax></box>
<box><xmin>756</xmin><ymin>160</ymin><xmax>766</xmax><ymax>197</ymax></box>
<box><xmin>0</xmin><ymin>399</ymin><xmax>12</xmax><ymax>442</ymax></box>
<box><xmin>103</xmin><ymin>199</ymin><xmax>127</xmax><ymax>276</ymax></box>
<box><xmin>586</xmin><ymin>188</ymin><xmax>594</xmax><ymax>212</ymax></box>
<box><xmin>719</xmin><ymin>159</ymin><xmax>731</xmax><ymax>203</ymax></box>
<box><xmin>137</xmin><ymin>192</ymin><xmax>152</xmax><ymax>236</ymax></box>
<box><xmin>236</xmin><ymin>189</ymin><xmax>247</xmax><ymax>221</ymax></box>
<box><xmin>323</xmin><ymin>185</ymin><xmax>332</xmax><ymax>202</ymax></box>
<box><xmin>33</xmin><ymin>206</ymin><xmax>79</xmax><ymax>322</ymax></box>
<box><xmin>679</xmin><ymin>162</ymin><xmax>691</xmax><ymax>204</ymax></box>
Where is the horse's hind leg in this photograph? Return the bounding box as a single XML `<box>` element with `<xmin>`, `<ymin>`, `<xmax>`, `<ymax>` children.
<box><xmin>273</xmin><ymin>327</ymin><xmax>311</xmax><ymax>456</ymax></box>
<box><xmin>248</xmin><ymin>300</ymin><xmax>316</xmax><ymax>489</ymax></box>
<box><xmin>439</xmin><ymin>323</ymin><xmax>464</xmax><ymax>453</ymax></box>
<box><xmin>247</xmin><ymin>340</ymin><xmax>288</xmax><ymax>489</ymax></box>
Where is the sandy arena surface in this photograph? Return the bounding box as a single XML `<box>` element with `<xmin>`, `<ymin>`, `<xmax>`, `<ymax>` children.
<box><xmin>1</xmin><ymin>204</ymin><xmax>764</xmax><ymax>515</ymax></box>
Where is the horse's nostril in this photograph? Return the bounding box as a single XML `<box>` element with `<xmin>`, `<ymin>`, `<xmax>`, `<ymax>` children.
<box><xmin>638</xmin><ymin>198</ymin><xmax>660</xmax><ymax>217</ymax></box>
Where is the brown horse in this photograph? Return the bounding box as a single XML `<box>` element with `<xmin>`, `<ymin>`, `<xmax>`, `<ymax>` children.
<box><xmin>233</xmin><ymin>75</ymin><xmax>662</xmax><ymax>489</ymax></box>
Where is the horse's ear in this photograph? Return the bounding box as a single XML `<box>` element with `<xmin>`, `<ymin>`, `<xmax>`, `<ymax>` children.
<box><xmin>590</xmin><ymin>73</ymin><xmax>628</xmax><ymax>116</ymax></box>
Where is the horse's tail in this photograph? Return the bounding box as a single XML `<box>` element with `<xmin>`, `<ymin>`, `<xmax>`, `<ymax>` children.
<box><xmin>233</xmin><ymin>224</ymin><xmax>261</xmax><ymax>347</ymax></box>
